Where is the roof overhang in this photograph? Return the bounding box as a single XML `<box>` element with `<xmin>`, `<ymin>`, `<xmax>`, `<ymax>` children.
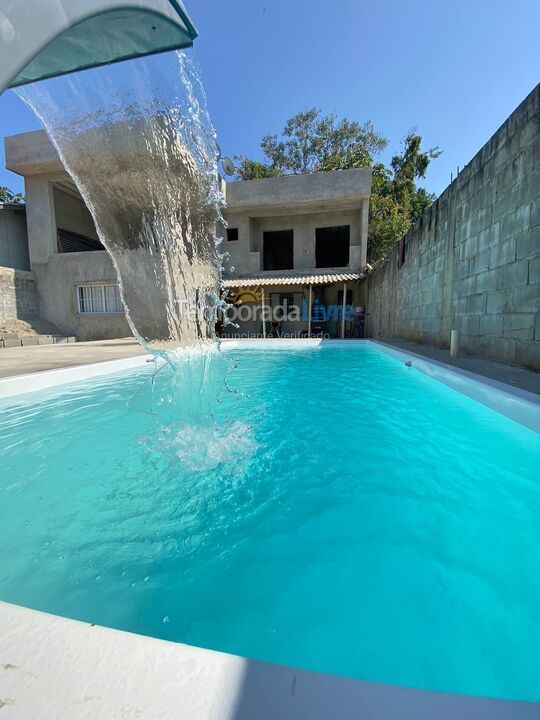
<box><xmin>5</xmin><ymin>130</ymin><xmax>65</xmax><ymax>176</ymax></box>
<box><xmin>224</xmin><ymin>168</ymin><xmax>371</xmax><ymax>216</ymax></box>
<box><xmin>222</xmin><ymin>272</ymin><xmax>366</xmax><ymax>288</ymax></box>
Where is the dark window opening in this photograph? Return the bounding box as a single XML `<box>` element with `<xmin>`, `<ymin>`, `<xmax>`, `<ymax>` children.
<box><xmin>263</xmin><ymin>230</ymin><xmax>294</xmax><ymax>271</ymax></box>
<box><xmin>57</xmin><ymin>228</ymin><xmax>104</xmax><ymax>253</ymax></box>
<box><xmin>315</xmin><ymin>225</ymin><xmax>350</xmax><ymax>268</ymax></box>
<box><xmin>337</xmin><ymin>289</ymin><xmax>353</xmax><ymax>306</ymax></box>
<box><xmin>227</xmin><ymin>227</ymin><xmax>239</xmax><ymax>241</ymax></box>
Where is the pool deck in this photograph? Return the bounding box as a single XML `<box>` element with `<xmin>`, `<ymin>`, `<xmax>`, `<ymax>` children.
<box><xmin>0</xmin><ymin>337</ymin><xmax>146</xmax><ymax>378</ymax></box>
<box><xmin>0</xmin><ymin>336</ymin><xmax>538</xmax><ymax>396</ymax></box>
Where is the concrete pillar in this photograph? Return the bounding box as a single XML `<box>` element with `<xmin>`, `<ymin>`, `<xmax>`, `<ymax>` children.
<box><xmin>359</xmin><ymin>198</ymin><xmax>369</xmax><ymax>268</ymax></box>
<box><xmin>307</xmin><ymin>284</ymin><xmax>313</xmax><ymax>337</ymax></box>
<box><xmin>341</xmin><ymin>282</ymin><xmax>347</xmax><ymax>339</ymax></box>
<box><xmin>450</xmin><ymin>329</ymin><xmax>461</xmax><ymax>358</ymax></box>
<box><xmin>24</xmin><ymin>175</ymin><xmax>57</xmax><ymax>266</ymax></box>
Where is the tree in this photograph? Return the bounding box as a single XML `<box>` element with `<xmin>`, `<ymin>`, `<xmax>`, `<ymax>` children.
<box><xmin>235</xmin><ymin>158</ymin><xmax>278</xmax><ymax>181</ymax></box>
<box><xmin>236</xmin><ymin>108</ymin><xmax>387</xmax><ymax>179</ymax></box>
<box><xmin>367</xmin><ymin>164</ymin><xmax>411</xmax><ymax>263</ymax></box>
<box><xmin>0</xmin><ymin>186</ymin><xmax>24</xmax><ymax>204</ymax></box>
<box><xmin>236</xmin><ymin>112</ymin><xmax>440</xmax><ymax>263</ymax></box>
<box><xmin>367</xmin><ymin>132</ymin><xmax>440</xmax><ymax>262</ymax></box>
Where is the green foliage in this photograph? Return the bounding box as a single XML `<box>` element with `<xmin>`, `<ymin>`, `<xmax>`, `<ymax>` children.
<box><xmin>236</xmin><ymin>113</ymin><xmax>441</xmax><ymax>263</ymax></box>
<box><xmin>368</xmin><ymin>132</ymin><xmax>440</xmax><ymax>262</ymax></box>
<box><xmin>0</xmin><ymin>186</ymin><xmax>24</xmax><ymax>204</ymax></box>
<box><xmin>367</xmin><ymin>163</ymin><xmax>409</xmax><ymax>262</ymax></box>
<box><xmin>236</xmin><ymin>108</ymin><xmax>387</xmax><ymax>179</ymax></box>
<box><xmin>235</xmin><ymin>158</ymin><xmax>278</xmax><ymax>181</ymax></box>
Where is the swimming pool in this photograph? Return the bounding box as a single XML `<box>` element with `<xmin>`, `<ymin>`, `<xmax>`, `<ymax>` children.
<box><xmin>1</xmin><ymin>343</ymin><xmax>539</xmax><ymax>701</ymax></box>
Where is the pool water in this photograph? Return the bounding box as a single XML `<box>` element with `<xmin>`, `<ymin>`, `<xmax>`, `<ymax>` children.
<box><xmin>1</xmin><ymin>345</ymin><xmax>539</xmax><ymax>701</ymax></box>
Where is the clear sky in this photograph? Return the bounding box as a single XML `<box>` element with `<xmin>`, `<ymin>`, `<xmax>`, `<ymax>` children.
<box><xmin>1</xmin><ymin>0</ymin><xmax>538</xmax><ymax>197</ymax></box>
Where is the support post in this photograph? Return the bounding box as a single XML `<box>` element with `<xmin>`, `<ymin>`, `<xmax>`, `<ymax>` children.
<box><xmin>450</xmin><ymin>329</ymin><xmax>460</xmax><ymax>358</ymax></box>
<box><xmin>261</xmin><ymin>287</ymin><xmax>266</xmax><ymax>339</ymax></box>
<box><xmin>340</xmin><ymin>282</ymin><xmax>347</xmax><ymax>339</ymax></box>
<box><xmin>308</xmin><ymin>284</ymin><xmax>313</xmax><ymax>337</ymax></box>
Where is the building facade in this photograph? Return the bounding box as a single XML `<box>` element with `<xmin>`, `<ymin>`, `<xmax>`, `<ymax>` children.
<box><xmin>5</xmin><ymin>130</ymin><xmax>131</xmax><ymax>339</ymax></box>
<box><xmin>221</xmin><ymin>169</ymin><xmax>371</xmax><ymax>338</ymax></box>
<box><xmin>4</xmin><ymin>129</ymin><xmax>371</xmax><ymax>340</ymax></box>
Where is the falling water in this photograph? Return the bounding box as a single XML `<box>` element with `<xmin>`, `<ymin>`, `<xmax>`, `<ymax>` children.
<box><xmin>16</xmin><ymin>50</ymin><xmax>252</xmax><ymax>464</ymax></box>
<box><xmin>17</xmin><ymin>50</ymin><xmax>225</xmax><ymax>352</ymax></box>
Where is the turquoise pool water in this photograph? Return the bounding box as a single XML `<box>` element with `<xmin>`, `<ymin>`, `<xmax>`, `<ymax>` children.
<box><xmin>1</xmin><ymin>345</ymin><xmax>539</xmax><ymax>701</ymax></box>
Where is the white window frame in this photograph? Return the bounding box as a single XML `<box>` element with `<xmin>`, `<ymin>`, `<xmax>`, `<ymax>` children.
<box><xmin>75</xmin><ymin>283</ymin><xmax>124</xmax><ymax>315</ymax></box>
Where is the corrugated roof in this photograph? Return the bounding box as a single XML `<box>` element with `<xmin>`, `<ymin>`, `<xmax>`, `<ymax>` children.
<box><xmin>222</xmin><ymin>272</ymin><xmax>365</xmax><ymax>288</ymax></box>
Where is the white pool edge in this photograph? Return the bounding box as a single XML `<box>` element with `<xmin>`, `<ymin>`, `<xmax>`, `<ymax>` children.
<box><xmin>1</xmin><ymin>600</ymin><xmax>538</xmax><ymax>719</ymax></box>
<box><xmin>0</xmin><ymin>353</ymin><xmax>152</xmax><ymax>399</ymax></box>
<box><xmin>368</xmin><ymin>340</ymin><xmax>540</xmax><ymax>434</ymax></box>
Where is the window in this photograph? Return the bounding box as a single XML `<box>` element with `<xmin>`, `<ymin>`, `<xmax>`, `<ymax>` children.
<box><xmin>58</xmin><ymin>228</ymin><xmax>104</xmax><ymax>253</ymax></box>
<box><xmin>226</xmin><ymin>227</ymin><xmax>239</xmax><ymax>241</ymax></box>
<box><xmin>315</xmin><ymin>225</ymin><xmax>350</xmax><ymax>268</ymax></box>
<box><xmin>263</xmin><ymin>229</ymin><xmax>294</xmax><ymax>271</ymax></box>
<box><xmin>76</xmin><ymin>284</ymin><xmax>123</xmax><ymax>314</ymax></box>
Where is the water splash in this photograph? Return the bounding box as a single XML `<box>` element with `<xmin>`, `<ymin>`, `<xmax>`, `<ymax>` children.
<box><xmin>155</xmin><ymin>420</ymin><xmax>257</xmax><ymax>473</ymax></box>
<box><xmin>17</xmin><ymin>50</ymin><xmax>226</xmax><ymax>352</ymax></box>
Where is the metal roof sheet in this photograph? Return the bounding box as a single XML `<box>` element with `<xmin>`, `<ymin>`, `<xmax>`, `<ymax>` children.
<box><xmin>222</xmin><ymin>272</ymin><xmax>365</xmax><ymax>288</ymax></box>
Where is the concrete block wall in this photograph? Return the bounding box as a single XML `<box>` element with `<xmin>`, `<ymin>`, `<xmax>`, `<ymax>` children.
<box><xmin>0</xmin><ymin>266</ymin><xmax>38</xmax><ymax>322</ymax></box>
<box><xmin>366</xmin><ymin>84</ymin><xmax>540</xmax><ymax>370</ymax></box>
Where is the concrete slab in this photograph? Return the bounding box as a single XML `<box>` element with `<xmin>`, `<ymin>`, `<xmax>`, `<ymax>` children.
<box><xmin>376</xmin><ymin>339</ymin><xmax>540</xmax><ymax>396</ymax></box>
<box><xmin>0</xmin><ymin>337</ymin><xmax>145</xmax><ymax>378</ymax></box>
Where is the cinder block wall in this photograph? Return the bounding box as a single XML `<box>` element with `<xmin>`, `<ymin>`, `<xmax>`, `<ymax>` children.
<box><xmin>0</xmin><ymin>266</ymin><xmax>38</xmax><ymax>323</ymax></box>
<box><xmin>366</xmin><ymin>84</ymin><xmax>539</xmax><ymax>370</ymax></box>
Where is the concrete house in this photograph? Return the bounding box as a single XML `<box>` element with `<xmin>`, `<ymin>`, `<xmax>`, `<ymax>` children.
<box><xmin>221</xmin><ymin>170</ymin><xmax>371</xmax><ymax>338</ymax></box>
<box><xmin>3</xmin><ymin>129</ymin><xmax>372</xmax><ymax>341</ymax></box>
<box><xmin>4</xmin><ymin>130</ymin><xmax>130</xmax><ymax>340</ymax></box>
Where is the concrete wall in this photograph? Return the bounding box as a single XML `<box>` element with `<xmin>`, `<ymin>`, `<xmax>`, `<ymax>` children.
<box><xmin>225</xmin><ymin>167</ymin><xmax>371</xmax><ymax>212</ymax></box>
<box><xmin>223</xmin><ymin>167</ymin><xmax>371</xmax><ymax>278</ymax></box>
<box><xmin>0</xmin><ymin>204</ymin><xmax>29</xmax><ymax>271</ymax></box>
<box><xmin>20</xmin><ymin>173</ymin><xmax>130</xmax><ymax>340</ymax></box>
<box><xmin>0</xmin><ymin>266</ymin><xmax>38</xmax><ymax>322</ymax></box>
<box><xmin>24</xmin><ymin>175</ymin><xmax>58</xmax><ymax>265</ymax></box>
<box><xmin>223</xmin><ymin>208</ymin><xmax>366</xmax><ymax>275</ymax></box>
<box><xmin>32</xmin><ymin>251</ymin><xmax>130</xmax><ymax>340</ymax></box>
<box><xmin>366</xmin><ymin>84</ymin><xmax>540</xmax><ymax>370</ymax></box>
<box><xmin>53</xmin><ymin>188</ymin><xmax>99</xmax><ymax>240</ymax></box>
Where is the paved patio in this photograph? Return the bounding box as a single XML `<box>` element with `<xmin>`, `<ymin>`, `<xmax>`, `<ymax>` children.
<box><xmin>0</xmin><ymin>337</ymin><xmax>145</xmax><ymax>378</ymax></box>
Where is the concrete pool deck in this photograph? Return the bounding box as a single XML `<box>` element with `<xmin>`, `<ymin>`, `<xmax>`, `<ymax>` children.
<box><xmin>0</xmin><ymin>336</ymin><xmax>538</xmax><ymax>395</ymax></box>
<box><xmin>0</xmin><ymin>337</ymin><xmax>146</xmax><ymax>378</ymax></box>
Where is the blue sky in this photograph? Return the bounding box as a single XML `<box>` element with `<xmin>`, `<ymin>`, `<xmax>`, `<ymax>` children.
<box><xmin>1</xmin><ymin>0</ymin><xmax>539</xmax><ymax>197</ymax></box>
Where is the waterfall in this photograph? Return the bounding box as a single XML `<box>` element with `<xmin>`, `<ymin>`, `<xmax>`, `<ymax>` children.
<box><xmin>16</xmin><ymin>49</ymin><xmax>225</xmax><ymax>353</ymax></box>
